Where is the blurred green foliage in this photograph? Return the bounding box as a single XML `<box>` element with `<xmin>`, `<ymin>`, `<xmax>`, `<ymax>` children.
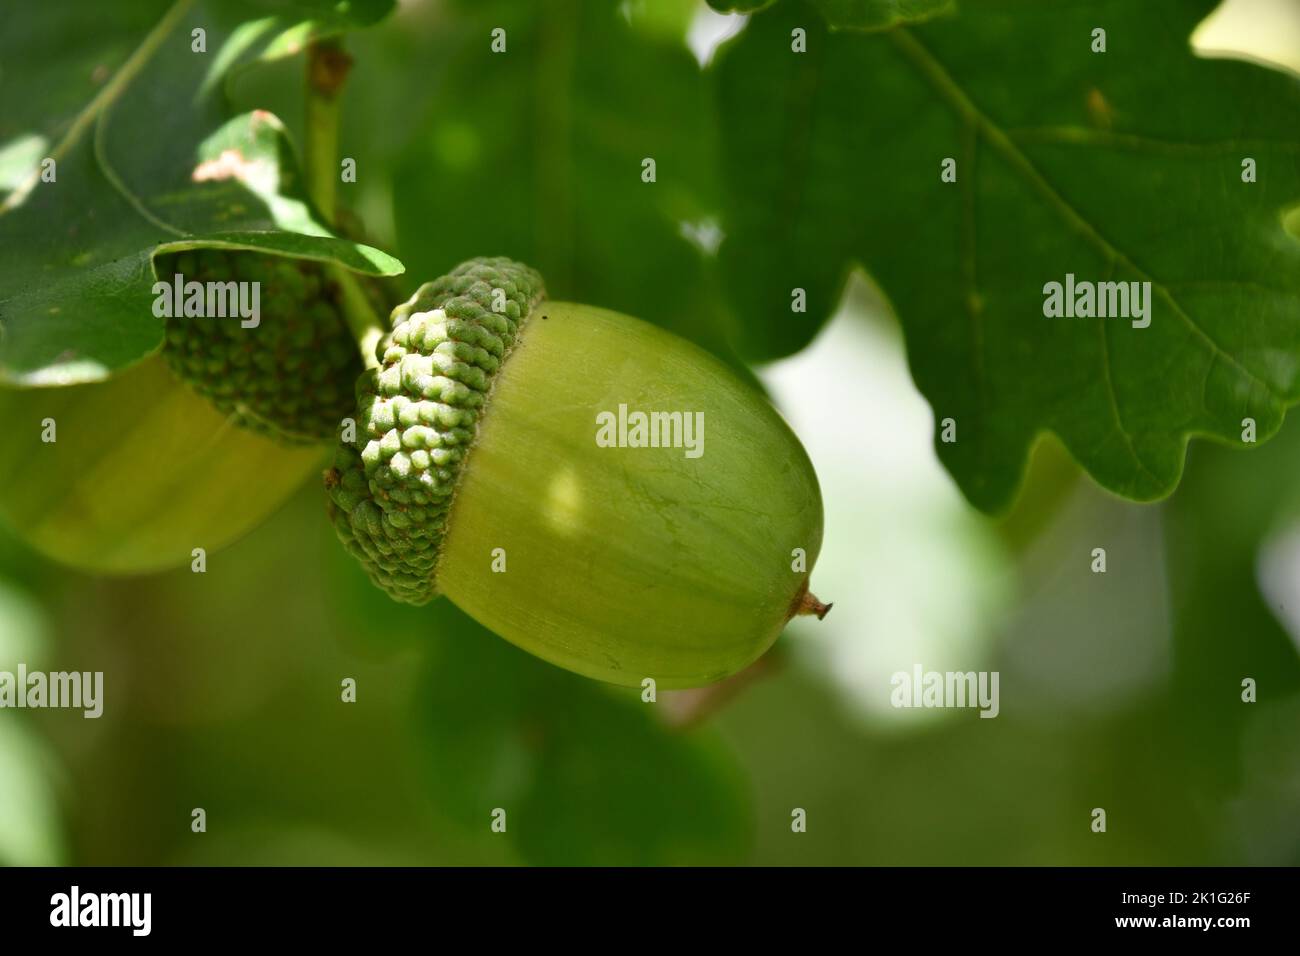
<box><xmin>1</xmin><ymin>406</ymin><xmax>1298</xmax><ymax>864</ymax></box>
<box><xmin>0</xmin><ymin>0</ymin><xmax>1297</xmax><ymax>866</ymax></box>
<box><xmin>2</xmin><ymin>325</ymin><xmax>1297</xmax><ymax>865</ymax></box>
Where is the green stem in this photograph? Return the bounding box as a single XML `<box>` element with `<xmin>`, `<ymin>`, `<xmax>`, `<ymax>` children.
<box><xmin>304</xmin><ymin>36</ymin><xmax>384</xmax><ymax>370</ymax></box>
<box><xmin>305</xmin><ymin>37</ymin><xmax>349</xmax><ymax>224</ymax></box>
<box><xmin>334</xmin><ymin>268</ymin><xmax>385</xmax><ymax>370</ymax></box>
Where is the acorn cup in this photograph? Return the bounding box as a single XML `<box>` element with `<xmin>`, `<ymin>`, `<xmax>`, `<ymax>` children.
<box><xmin>327</xmin><ymin>258</ymin><xmax>828</xmax><ymax>688</ymax></box>
<box><xmin>158</xmin><ymin>248</ymin><xmax>362</xmax><ymax>444</ymax></box>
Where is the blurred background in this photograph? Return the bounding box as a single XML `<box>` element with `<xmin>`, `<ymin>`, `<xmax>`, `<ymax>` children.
<box><xmin>1</xmin><ymin>0</ymin><xmax>1298</xmax><ymax>866</ymax></box>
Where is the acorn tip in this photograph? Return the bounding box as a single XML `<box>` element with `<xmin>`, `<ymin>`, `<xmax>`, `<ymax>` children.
<box><xmin>790</xmin><ymin>581</ymin><xmax>832</xmax><ymax>621</ymax></box>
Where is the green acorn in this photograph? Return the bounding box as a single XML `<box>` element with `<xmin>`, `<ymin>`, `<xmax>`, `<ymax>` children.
<box><xmin>0</xmin><ymin>248</ymin><xmax>372</xmax><ymax>573</ymax></box>
<box><xmin>327</xmin><ymin>258</ymin><xmax>827</xmax><ymax>688</ymax></box>
<box><xmin>159</xmin><ymin>248</ymin><xmax>361</xmax><ymax>444</ymax></box>
<box><xmin>0</xmin><ymin>355</ymin><xmax>324</xmax><ymax>573</ymax></box>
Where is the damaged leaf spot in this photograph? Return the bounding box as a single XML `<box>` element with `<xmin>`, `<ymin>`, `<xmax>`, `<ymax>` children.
<box><xmin>1086</xmin><ymin>88</ymin><xmax>1114</xmax><ymax>129</ymax></box>
<box><xmin>192</xmin><ymin>149</ymin><xmax>260</xmax><ymax>184</ymax></box>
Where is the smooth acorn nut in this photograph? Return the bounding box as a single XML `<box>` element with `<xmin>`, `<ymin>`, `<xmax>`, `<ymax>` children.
<box><xmin>0</xmin><ymin>355</ymin><xmax>324</xmax><ymax>573</ymax></box>
<box><xmin>327</xmin><ymin>258</ymin><xmax>827</xmax><ymax>688</ymax></box>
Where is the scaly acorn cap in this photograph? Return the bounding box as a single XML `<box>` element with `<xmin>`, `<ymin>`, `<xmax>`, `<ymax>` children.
<box><xmin>325</xmin><ymin>257</ymin><xmax>545</xmax><ymax>604</ymax></box>
<box><xmin>160</xmin><ymin>249</ymin><xmax>361</xmax><ymax>444</ymax></box>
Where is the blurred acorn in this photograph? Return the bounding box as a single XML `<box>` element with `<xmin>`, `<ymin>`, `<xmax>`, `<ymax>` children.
<box><xmin>0</xmin><ymin>355</ymin><xmax>325</xmax><ymax>574</ymax></box>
